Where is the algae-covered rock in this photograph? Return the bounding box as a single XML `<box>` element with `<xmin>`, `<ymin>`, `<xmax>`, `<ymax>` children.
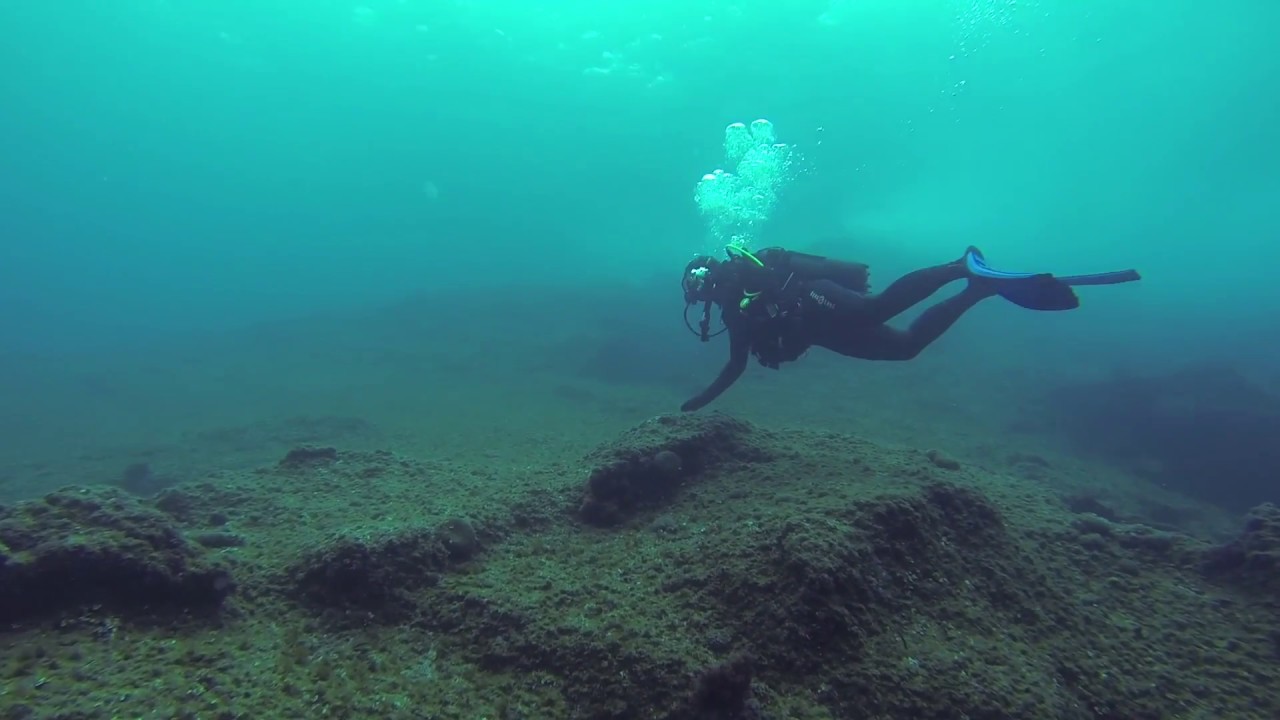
<box><xmin>278</xmin><ymin>446</ymin><xmax>339</xmax><ymax>469</ymax></box>
<box><xmin>289</xmin><ymin>518</ymin><xmax>483</xmax><ymax>623</ymax></box>
<box><xmin>1042</xmin><ymin>364</ymin><xmax>1280</xmax><ymax>511</ymax></box>
<box><xmin>438</xmin><ymin>517</ymin><xmax>479</xmax><ymax>561</ymax></box>
<box><xmin>677</xmin><ymin>655</ymin><xmax>762</xmax><ymax>720</ymax></box>
<box><xmin>578</xmin><ymin>413</ymin><xmax>773</xmax><ymax>526</ymax></box>
<box><xmin>1201</xmin><ymin>502</ymin><xmax>1280</xmax><ymax>593</ymax></box>
<box><xmin>698</xmin><ymin>483</ymin><xmax>1017</xmax><ymax>675</ymax></box>
<box><xmin>0</xmin><ymin>486</ymin><xmax>234</xmax><ymax>625</ymax></box>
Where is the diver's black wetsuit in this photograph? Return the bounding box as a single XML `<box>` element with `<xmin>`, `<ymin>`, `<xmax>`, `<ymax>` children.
<box><xmin>681</xmin><ymin>247</ymin><xmax>990</xmax><ymax>412</ymax></box>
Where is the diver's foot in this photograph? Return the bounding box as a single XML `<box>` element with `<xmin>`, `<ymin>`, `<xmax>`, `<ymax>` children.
<box><xmin>964</xmin><ymin>275</ymin><xmax>1002</xmax><ymax>299</ymax></box>
<box><xmin>960</xmin><ymin>247</ymin><xmax>1000</xmax><ymax>297</ymax></box>
<box><xmin>962</xmin><ymin>247</ymin><xmax>1080</xmax><ymax>310</ymax></box>
<box><xmin>1000</xmin><ymin>274</ymin><xmax>1080</xmax><ymax>310</ymax></box>
<box><xmin>962</xmin><ymin>245</ymin><xmax>998</xmax><ymax>275</ymax></box>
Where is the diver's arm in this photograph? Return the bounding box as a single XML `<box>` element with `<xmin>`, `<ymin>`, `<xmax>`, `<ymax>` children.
<box><xmin>680</xmin><ymin>325</ymin><xmax>750</xmax><ymax>412</ymax></box>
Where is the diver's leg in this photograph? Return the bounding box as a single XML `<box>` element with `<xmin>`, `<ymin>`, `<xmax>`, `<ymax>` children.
<box><xmin>819</xmin><ymin>285</ymin><xmax>989</xmax><ymax>360</ymax></box>
<box><xmin>806</xmin><ymin>261</ymin><xmax>967</xmax><ymax>325</ymax></box>
<box><xmin>864</xmin><ymin>262</ymin><xmax>969</xmax><ymax>322</ymax></box>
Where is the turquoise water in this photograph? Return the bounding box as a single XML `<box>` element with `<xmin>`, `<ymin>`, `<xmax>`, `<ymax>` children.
<box><xmin>3</xmin><ymin>1</ymin><xmax>1274</xmax><ymax>347</ymax></box>
<box><xmin>0</xmin><ymin>1</ymin><xmax>1277</xmax><ymax>490</ymax></box>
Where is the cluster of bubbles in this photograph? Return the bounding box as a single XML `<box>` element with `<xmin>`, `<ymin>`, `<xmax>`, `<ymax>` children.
<box><xmin>928</xmin><ymin>0</ymin><xmax>1030</xmax><ymax>116</ymax></box>
<box><xmin>953</xmin><ymin>0</ymin><xmax>1027</xmax><ymax>59</ymax></box>
<box><xmin>694</xmin><ymin>119</ymin><xmax>799</xmax><ymax>251</ymax></box>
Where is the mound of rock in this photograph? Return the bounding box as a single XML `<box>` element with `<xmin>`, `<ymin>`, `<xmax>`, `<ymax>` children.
<box><xmin>0</xmin><ymin>486</ymin><xmax>235</xmax><ymax>626</ymax></box>
<box><xmin>1040</xmin><ymin>364</ymin><xmax>1280</xmax><ymax>511</ymax></box>
<box><xmin>694</xmin><ymin>484</ymin><xmax>1017</xmax><ymax>675</ymax></box>
<box><xmin>1201</xmin><ymin>503</ymin><xmax>1280</xmax><ymax>594</ymax></box>
<box><xmin>578</xmin><ymin>413</ymin><xmax>774</xmax><ymax>526</ymax></box>
<box><xmin>677</xmin><ymin>655</ymin><xmax>763</xmax><ymax>720</ymax></box>
<box><xmin>289</xmin><ymin>517</ymin><xmax>481</xmax><ymax>624</ymax></box>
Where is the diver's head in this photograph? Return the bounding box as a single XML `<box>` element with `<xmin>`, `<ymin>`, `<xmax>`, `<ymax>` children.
<box><xmin>682</xmin><ymin>255</ymin><xmax>722</xmax><ymax>304</ymax></box>
<box><xmin>682</xmin><ymin>254</ymin><xmax>727</xmax><ymax>342</ymax></box>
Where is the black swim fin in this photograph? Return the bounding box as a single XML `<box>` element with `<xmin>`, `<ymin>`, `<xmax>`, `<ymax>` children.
<box><xmin>963</xmin><ymin>247</ymin><xmax>1080</xmax><ymax>311</ymax></box>
<box><xmin>993</xmin><ymin>274</ymin><xmax>1081</xmax><ymax>311</ymax></box>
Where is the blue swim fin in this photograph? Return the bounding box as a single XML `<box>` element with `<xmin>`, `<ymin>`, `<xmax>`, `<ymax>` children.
<box><xmin>1058</xmin><ymin>269</ymin><xmax>1143</xmax><ymax>286</ymax></box>
<box><xmin>963</xmin><ymin>247</ymin><xmax>1141</xmax><ymax>312</ymax></box>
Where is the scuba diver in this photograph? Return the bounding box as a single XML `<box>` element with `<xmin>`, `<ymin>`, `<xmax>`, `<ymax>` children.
<box><xmin>679</xmin><ymin>245</ymin><xmax>1140</xmax><ymax>412</ymax></box>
